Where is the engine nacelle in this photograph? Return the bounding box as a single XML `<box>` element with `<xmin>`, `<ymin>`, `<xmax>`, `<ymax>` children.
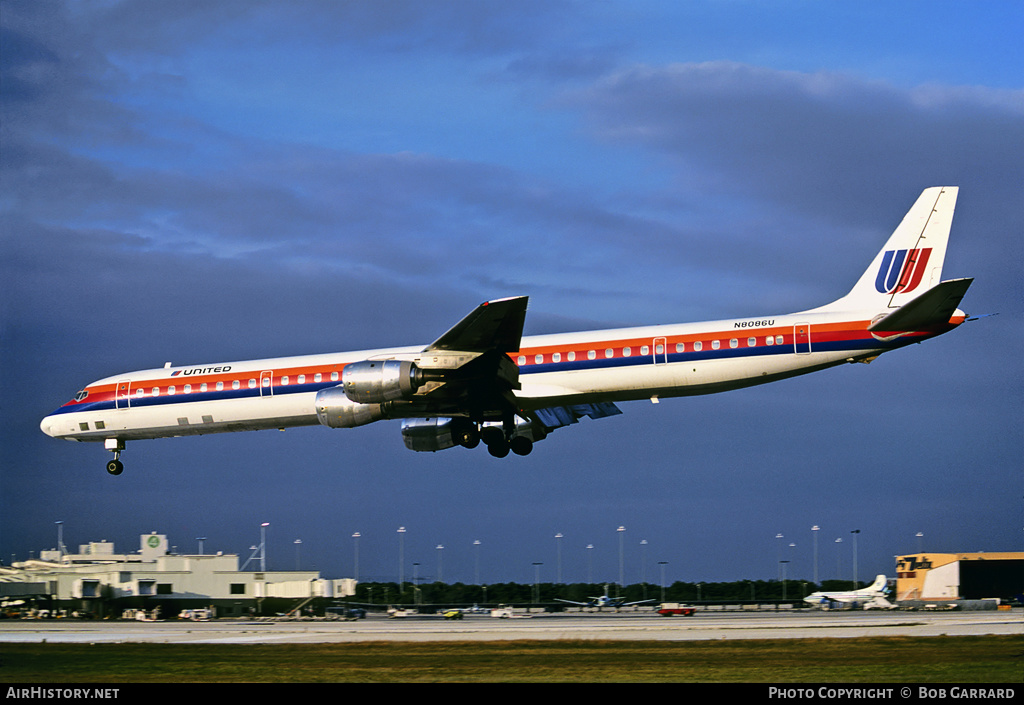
<box><xmin>315</xmin><ymin>386</ymin><xmax>385</xmax><ymax>429</ymax></box>
<box><xmin>342</xmin><ymin>359</ymin><xmax>424</xmax><ymax>404</ymax></box>
<box><xmin>401</xmin><ymin>417</ymin><xmax>462</xmax><ymax>452</ymax></box>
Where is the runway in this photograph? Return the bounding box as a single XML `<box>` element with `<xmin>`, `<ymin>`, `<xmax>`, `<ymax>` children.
<box><xmin>1</xmin><ymin>609</ymin><xmax>1020</xmax><ymax>644</ymax></box>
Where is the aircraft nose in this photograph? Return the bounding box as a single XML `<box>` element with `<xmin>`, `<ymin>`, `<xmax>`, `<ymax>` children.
<box><xmin>40</xmin><ymin>415</ymin><xmax>57</xmax><ymax>438</ymax></box>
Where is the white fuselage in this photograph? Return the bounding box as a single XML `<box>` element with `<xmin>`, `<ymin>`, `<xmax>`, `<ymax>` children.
<box><xmin>40</xmin><ymin>307</ymin><xmax>947</xmax><ymax>444</ymax></box>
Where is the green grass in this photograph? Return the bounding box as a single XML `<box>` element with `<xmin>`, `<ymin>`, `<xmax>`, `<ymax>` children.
<box><xmin>2</xmin><ymin>635</ymin><xmax>1022</xmax><ymax>683</ymax></box>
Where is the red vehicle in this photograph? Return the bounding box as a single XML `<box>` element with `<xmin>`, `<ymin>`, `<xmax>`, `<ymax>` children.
<box><xmin>657</xmin><ymin>603</ymin><xmax>696</xmax><ymax>616</ymax></box>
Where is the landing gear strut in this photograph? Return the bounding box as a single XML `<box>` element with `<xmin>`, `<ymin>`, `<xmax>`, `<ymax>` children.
<box><xmin>105</xmin><ymin>439</ymin><xmax>125</xmax><ymax>475</ymax></box>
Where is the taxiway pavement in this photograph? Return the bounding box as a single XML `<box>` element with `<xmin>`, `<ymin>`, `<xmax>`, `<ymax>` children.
<box><xmin>1</xmin><ymin>609</ymin><xmax>1020</xmax><ymax>644</ymax></box>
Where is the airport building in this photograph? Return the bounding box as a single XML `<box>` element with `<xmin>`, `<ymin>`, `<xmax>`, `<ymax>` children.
<box><xmin>0</xmin><ymin>532</ymin><xmax>356</xmax><ymax>618</ymax></box>
<box><xmin>895</xmin><ymin>552</ymin><xmax>1023</xmax><ymax>602</ymax></box>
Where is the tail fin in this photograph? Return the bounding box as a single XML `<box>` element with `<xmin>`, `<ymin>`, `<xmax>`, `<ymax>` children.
<box><xmin>819</xmin><ymin>187</ymin><xmax>958</xmax><ymax>313</ymax></box>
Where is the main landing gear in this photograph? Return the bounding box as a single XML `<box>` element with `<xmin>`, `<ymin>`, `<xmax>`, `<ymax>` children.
<box><xmin>447</xmin><ymin>419</ymin><xmax>533</xmax><ymax>457</ymax></box>
<box><xmin>478</xmin><ymin>424</ymin><xmax>534</xmax><ymax>458</ymax></box>
<box><xmin>105</xmin><ymin>438</ymin><xmax>125</xmax><ymax>475</ymax></box>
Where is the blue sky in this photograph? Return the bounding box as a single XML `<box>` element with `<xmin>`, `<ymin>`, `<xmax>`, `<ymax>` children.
<box><xmin>2</xmin><ymin>1</ymin><xmax>1022</xmax><ymax>587</ymax></box>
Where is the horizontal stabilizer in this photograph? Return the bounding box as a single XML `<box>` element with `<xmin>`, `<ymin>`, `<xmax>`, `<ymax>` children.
<box><xmin>533</xmin><ymin>402</ymin><xmax>622</xmax><ymax>430</ymax></box>
<box><xmin>868</xmin><ymin>278</ymin><xmax>973</xmax><ymax>331</ymax></box>
<box><xmin>425</xmin><ymin>296</ymin><xmax>528</xmax><ymax>353</ymax></box>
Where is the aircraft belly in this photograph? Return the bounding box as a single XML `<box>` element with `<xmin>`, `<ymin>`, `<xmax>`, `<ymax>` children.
<box><xmin>517</xmin><ymin>351</ymin><xmax>860</xmax><ymax>408</ymax></box>
<box><xmin>48</xmin><ymin>394</ymin><xmax>320</xmax><ymax>441</ymax></box>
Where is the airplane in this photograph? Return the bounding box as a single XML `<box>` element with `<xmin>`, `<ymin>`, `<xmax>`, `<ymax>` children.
<box><xmin>41</xmin><ymin>187</ymin><xmax>974</xmax><ymax>475</ymax></box>
<box><xmin>803</xmin><ymin>574</ymin><xmax>893</xmax><ymax>608</ymax></box>
<box><xmin>555</xmin><ymin>585</ymin><xmax>657</xmax><ymax>610</ymax></box>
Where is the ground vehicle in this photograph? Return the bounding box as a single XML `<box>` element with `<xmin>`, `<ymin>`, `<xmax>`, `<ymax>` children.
<box><xmin>657</xmin><ymin>603</ymin><xmax>696</xmax><ymax>616</ymax></box>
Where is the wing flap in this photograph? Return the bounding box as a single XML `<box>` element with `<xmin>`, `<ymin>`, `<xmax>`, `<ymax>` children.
<box><xmin>533</xmin><ymin>402</ymin><xmax>622</xmax><ymax>430</ymax></box>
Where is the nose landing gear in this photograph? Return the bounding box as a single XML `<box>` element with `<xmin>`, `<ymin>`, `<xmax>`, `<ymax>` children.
<box><xmin>104</xmin><ymin>439</ymin><xmax>125</xmax><ymax>475</ymax></box>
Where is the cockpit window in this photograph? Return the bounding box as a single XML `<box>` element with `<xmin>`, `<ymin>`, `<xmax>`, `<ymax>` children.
<box><xmin>74</xmin><ymin>390</ymin><xmax>89</xmax><ymax>402</ymax></box>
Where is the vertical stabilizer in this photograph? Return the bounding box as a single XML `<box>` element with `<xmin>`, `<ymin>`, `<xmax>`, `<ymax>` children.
<box><xmin>820</xmin><ymin>187</ymin><xmax>958</xmax><ymax>313</ymax></box>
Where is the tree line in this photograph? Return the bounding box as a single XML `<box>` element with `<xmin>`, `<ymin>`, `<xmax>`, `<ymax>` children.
<box><xmin>349</xmin><ymin>578</ymin><xmax>865</xmax><ymax>606</ymax></box>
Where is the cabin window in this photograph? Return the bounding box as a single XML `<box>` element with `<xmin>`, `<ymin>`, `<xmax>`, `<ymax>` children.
<box><xmin>535</xmin><ymin>354</ymin><xmax>544</xmax><ymax>364</ymax></box>
<box><xmin>216</xmin><ymin>381</ymin><xmax>224</xmax><ymax>391</ymax></box>
<box><xmin>729</xmin><ymin>338</ymin><xmax>738</xmax><ymax>348</ymax></box>
<box><xmin>184</xmin><ymin>384</ymin><xmax>192</xmax><ymax>394</ymax></box>
<box><xmin>298</xmin><ymin>374</ymin><xmax>306</xmax><ymax>384</ymax></box>
<box><xmin>168</xmin><ymin>385</ymin><xmax>176</xmax><ymax>395</ymax></box>
<box><xmin>605</xmin><ymin>349</ymin><xmax>614</xmax><ymax>358</ymax></box>
<box><xmin>281</xmin><ymin>376</ymin><xmax>289</xmax><ymax>385</ymax></box>
<box><xmin>712</xmin><ymin>340</ymin><xmax>721</xmax><ymax>350</ymax></box>
<box><xmin>622</xmin><ymin>347</ymin><xmax>631</xmax><ymax>357</ymax></box>
<box><xmin>200</xmin><ymin>383</ymin><xmax>207</xmax><ymax>392</ymax></box>
<box><xmin>766</xmin><ymin>336</ymin><xmax>774</xmax><ymax>346</ymax></box>
<box><xmin>331</xmin><ymin>371</ymin><xmax>339</xmax><ymax>381</ymax></box>
<box><xmin>694</xmin><ymin>341</ymin><xmax>703</xmax><ymax>352</ymax></box>
<box><xmin>655</xmin><ymin>344</ymin><xmax>663</xmax><ymax>355</ymax></box>
<box><xmin>135</xmin><ymin>388</ymin><xmax>144</xmax><ymax>397</ymax></box>
<box><xmin>248</xmin><ymin>379</ymin><xmax>257</xmax><ymax>389</ymax></box>
<box><xmin>567</xmin><ymin>351</ymin><xmax>575</xmax><ymax>361</ymax></box>
<box><xmin>588</xmin><ymin>350</ymin><xmax>596</xmax><ymax>360</ymax></box>
<box><xmin>314</xmin><ymin>373</ymin><xmax>322</xmax><ymax>383</ymax></box>
<box><xmin>747</xmin><ymin>337</ymin><xmax>756</xmax><ymax>347</ymax></box>
<box><xmin>152</xmin><ymin>387</ymin><xmax>159</xmax><ymax>396</ymax></box>
<box><xmin>517</xmin><ymin>356</ymin><xmax>525</xmax><ymax>365</ymax></box>
<box><xmin>676</xmin><ymin>342</ymin><xmax>685</xmax><ymax>353</ymax></box>
<box><xmin>232</xmin><ymin>380</ymin><xmax>240</xmax><ymax>390</ymax></box>
<box><xmin>79</xmin><ymin>422</ymin><xmax>89</xmax><ymax>431</ymax></box>
<box><xmin>642</xmin><ymin>345</ymin><xmax>650</xmax><ymax>355</ymax></box>
<box><xmin>552</xmin><ymin>352</ymin><xmax>561</xmax><ymax>363</ymax></box>
<box><xmin>775</xmin><ymin>335</ymin><xmax>784</xmax><ymax>345</ymax></box>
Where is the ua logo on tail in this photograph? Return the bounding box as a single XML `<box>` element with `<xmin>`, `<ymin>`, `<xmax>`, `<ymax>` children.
<box><xmin>875</xmin><ymin>248</ymin><xmax>932</xmax><ymax>294</ymax></box>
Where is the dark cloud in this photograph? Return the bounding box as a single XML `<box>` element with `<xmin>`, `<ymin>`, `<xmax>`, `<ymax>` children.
<box><xmin>2</xmin><ymin>3</ymin><xmax>1019</xmax><ymax>585</ymax></box>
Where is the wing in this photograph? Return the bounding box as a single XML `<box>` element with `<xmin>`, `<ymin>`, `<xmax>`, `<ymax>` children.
<box><xmin>425</xmin><ymin>296</ymin><xmax>528</xmax><ymax>353</ymax></box>
<box><xmin>394</xmin><ymin>297</ymin><xmax>529</xmax><ymax>424</ymax></box>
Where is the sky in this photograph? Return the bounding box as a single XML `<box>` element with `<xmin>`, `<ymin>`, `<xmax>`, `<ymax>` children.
<box><xmin>2</xmin><ymin>0</ymin><xmax>1022</xmax><ymax>589</ymax></box>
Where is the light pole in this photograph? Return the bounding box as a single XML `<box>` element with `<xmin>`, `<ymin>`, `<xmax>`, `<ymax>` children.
<box><xmin>617</xmin><ymin>526</ymin><xmax>626</xmax><ymax>595</ymax></box>
<box><xmin>775</xmin><ymin>533</ymin><xmax>784</xmax><ymax>580</ymax></box>
<box><xmin>294</xmin><ymin>538</ymin><xmax>302</xmax><ymax>570</ymax></box>
<box><xmin>586</xmin><ymin>544</ymin><xmax>594</xmax><ymax>585</ymax></box>
<box><xmin>640</xmin><ymin>539</ymin><xmax>648</xmax><ymax>599</ymax></box>
<box><xmin>780</xmin><ymin>561</ymin><xmax>790</xmax><ymax>600</ymax></box>
<box><xmin>436</xmin><ymin>544</ymin><xmax>444</xmax><ymax>583</ymax></box>
<box><xmin>397</xmin><ymin>526</ymin><xmax>406</xmax><ymax>594</ymax></box>
<box><xmin>834</xmin><ymin>537</ymin><xmax>842</xmax><ymax>579</ymax></box>
<box><xmin>812</xmin><ymin>525</ymin><xmax>820</xmax><ymax>586</ymax></box>
<box><xmin>352</xmin><ymin>532</ymin><xmax>360</xmax><ymax>581</ymax></box>
<box><xmin>532</xmin><ymin>562</ymin><xmax>543</xmax><ymax>604</ymax></box>
<box><xmin>473</xmin><ymin>539</ymin><xmax>481</xmax><ymax>585</ymax></box>
<box><xmin>658</xmin><ymin>561</ymin><xmax>668</xmax><ymax>602</ymax></box>
<box><xmin>850</xmin><ymin>529</ymin><xmax>860</xmax><ymax>588</ymax></box>
<box><xmin>260</xmin><ymin>522</ymin><xmax>269</xmax><ymax>571</ymax></box>
<box><xmin>196</xmin><ymin>537</ymin><xmax>206</xmax><ymax>556</ymax></box>
<box><xmin>916</xmin><ymin>532</ymin><xmax>924</xmax><ymax>553</ymax></box>
<box><xmin>555</xmin><ymin>533</ymin><xmax>563</xmax><ymax>584</ymax></box>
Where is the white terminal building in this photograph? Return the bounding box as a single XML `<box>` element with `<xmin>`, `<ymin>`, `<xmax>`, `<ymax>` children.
<box><xmin>0</xmin><ymin>532</ymin><xmax>356</xmax><ymax>618</ymax></box>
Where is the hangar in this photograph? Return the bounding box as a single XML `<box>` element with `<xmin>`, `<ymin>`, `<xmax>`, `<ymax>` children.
<box><xmin>895</xmin><ymin>552</ymin><xmax>1023</xmax><ymax>602</ymax></box>
<box><xmin>0</xmin><ymin>532</ymin><xmax>355</xmax><ymax>618</ymax></box>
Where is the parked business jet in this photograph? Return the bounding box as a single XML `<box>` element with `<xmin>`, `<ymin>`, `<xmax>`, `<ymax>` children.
<box><xmin>42</xmin><ymin>187</ymin><xmax>973</xmax><ymax>474</ymax></box>
<box><xmin>803</xmin><ymin>575</ymin><xmax>893</xmax><ymax>608</ymax></box>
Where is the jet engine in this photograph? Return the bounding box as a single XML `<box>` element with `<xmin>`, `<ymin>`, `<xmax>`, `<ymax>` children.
<box><xmin>315</xmin><ymin>386</ymin><xmax>385</xmax><ymax>428</ymax></box>
<box><xmin>401</xmin><ymin>417</ymin><xmax>459</xmax><ymax>452</ymax></box>
<box><xmin>342</xmin><ymin>359</ymin><xmax>424</xmax><ymax>403</ymax></box>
